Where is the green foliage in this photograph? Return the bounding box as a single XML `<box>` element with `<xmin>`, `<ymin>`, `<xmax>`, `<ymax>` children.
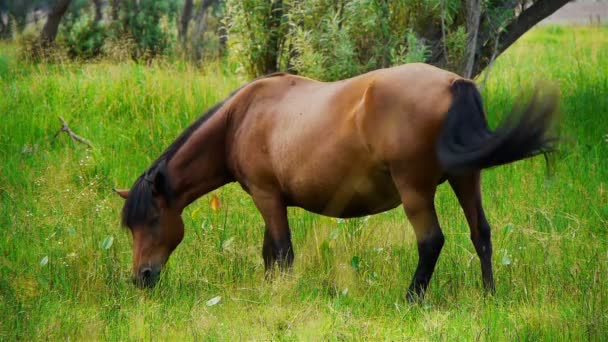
<box><xmin>54</xmin><ymin>0</ymin><xmax>181</xmax><ymax>60</ymax></box>
<box><xmin>390</xmin><ymin>30</ymin><xmax>429</xmax><ymax>65</ymax></box>
<box><xmin>16</xmin><ymin>22</ymin><xmax>68</xmax><ymax>63</ymax></box>
<box><xmin>3</xmin><ymin>0</ymin><xmax>45</xmax><ymax>32</ymax></box>
<box><xmin>117</xmin><ymin>0</ymin><xmax>180</xmax><ymax>59</ymax></box>
<box><xmin>288</xmin><ymin>7</ymin><xmax>361</xmax><ymax>81</ymax></box>
<box><xmin>287</xmin><ymin>0</ymin><xmax>439</xmax><ymax>80</ymax></box>
<box><xmin>61</xmin><ymin>13</ymin><xmax>107</xmax><ymax>59</ymax></box>
<box><xmin>224</xmin><ymin>0</ymin><xmax>452</xmax><ymax>80</ymax></box>
<box><xmin>185</xmin><ymin>3</ymin><xmax>227</xmax><ymax>62</ymax></box>
<box><xmin>224</xmin><ymin>0</ymin><xmax>290</xmax><ymax>76</ymax></box>
<box><xmin>443</xmin><ymin>25</ymin><xmax>467</xmax><ymax>68</ymax></box>
<box><xmin>222</xmin><ymin>0</ymin><xmax>541</xmax><ymax>79</ymax></box>
<box><xmin>4</xmin><ymin>0</ymin><xmax>549</xmax><ymax>71</ymax></box>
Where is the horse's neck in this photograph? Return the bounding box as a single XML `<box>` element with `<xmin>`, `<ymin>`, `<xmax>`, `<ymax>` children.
<box><xmin>167</xmin><ymin>110</ymin><xmax>233</xmax><ymax>210</ymax></box>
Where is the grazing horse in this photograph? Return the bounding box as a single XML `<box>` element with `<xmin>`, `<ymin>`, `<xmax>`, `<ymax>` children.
<box><xmin>114</xmin><ymin>63</ymin><xmax>557</xmax><ymax>301</ymax></box>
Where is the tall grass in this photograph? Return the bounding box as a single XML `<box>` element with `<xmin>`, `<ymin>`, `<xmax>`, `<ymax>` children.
<box><xmin>1</xmin><ymin>26</ymin><xmax>607</xmax><ymax>340</ymax></box>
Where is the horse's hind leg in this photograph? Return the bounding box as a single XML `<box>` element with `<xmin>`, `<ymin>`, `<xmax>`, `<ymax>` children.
<box><xmin>392</xmin><ymin>173</ymin><xmax>445</xmax><ymax>302</ymax></box>
<box><xmin>251</xmin><ymin>190</ymin><xmax>294</xmax><ymax>274</ymax></box>
<box><xmin>448</xmin><ymin>171</ymin><xmax>495</xmax><ymax>293</ymax></box>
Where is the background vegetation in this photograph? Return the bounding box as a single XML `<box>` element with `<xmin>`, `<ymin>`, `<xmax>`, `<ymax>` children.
<box><xmin>0</xmin><ymin>25</ymin><xmax>606</xmax><ymax>340</ymax></box>
<box><xmin>2</xmin><ymin>0</ymin><xmax>569</xmax><ymax>78</ymax></box>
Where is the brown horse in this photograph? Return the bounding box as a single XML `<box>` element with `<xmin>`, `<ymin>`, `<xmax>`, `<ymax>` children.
<box><xmin>114</xmin><ymin>63</ymin><xmax>557</xmax><ymax>301</ymax></box>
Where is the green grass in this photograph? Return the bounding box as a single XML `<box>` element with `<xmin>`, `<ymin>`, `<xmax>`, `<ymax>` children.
<box><xmin>1</xmin><ymin>26</ymin><xmax>607</xmax><ymax>340</ymax></box>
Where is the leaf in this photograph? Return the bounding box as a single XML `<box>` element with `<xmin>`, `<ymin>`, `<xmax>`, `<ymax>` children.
<box><xmin>329</xmin><ymin>229</ymin><xmax>339</xmax><ymax>240</ymax></box>
<box><xmin>222</xmin><ymin>237</ymin><xmax>234</xmax><ymax>251</ymax></box>
<box><xmin>501</xmin><ymin>252</ymin><xmax>511</xmax><ymax>266</ymax></box>
<box><xmin>503</xmin><ymin>223</ymin><xmax>515</xmax><ymax>235</ymax></box>
<box><xmin>40</xmin><ymin>256</ymin><xmax>49</xmax><ymax>267</ymax></box>
<box><xmin>210</xmin><ymin>194</ymin><xmax>221</xmax><ymax>211</ymax></box>
<box><xmin>101</xmin><ymin>236</ymin><xmax>114</xmax><ymax>250</ymax></box>
<box><xmin>206</xmin><ymin>296</ymin><xmax>221</xmax><ymax>307</ymax></box>
<box><xmin>350</xmin><ymin>255</ymin><xmax>360</xmax><ymax>270</ymax></box>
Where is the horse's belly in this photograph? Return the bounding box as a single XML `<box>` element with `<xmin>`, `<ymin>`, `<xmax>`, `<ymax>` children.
<box><xmin>285</xmin><ymin>168</ymin><xmax>402</xmax><ymax>218</ymax></box>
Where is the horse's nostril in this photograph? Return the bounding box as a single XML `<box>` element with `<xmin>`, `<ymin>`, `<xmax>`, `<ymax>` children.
<box><xmin>140</xmin><ymin>267</ymin><xmax>153</xmax><ymax>280</ymax></box>
<box><xmin>134</xmin><ymin>266</ymin><xmax>159</xmax><ymax>288</ymax></box>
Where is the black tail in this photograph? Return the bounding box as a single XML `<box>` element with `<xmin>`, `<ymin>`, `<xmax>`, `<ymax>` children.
<box><xmin>436</xmin><ymin>79</ymin><xmax>559</xmax><ymax>174</ymax></box>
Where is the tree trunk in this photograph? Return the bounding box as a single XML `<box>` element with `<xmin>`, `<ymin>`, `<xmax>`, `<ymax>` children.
<box><xmin>377</xmin><ymin>0</ymin><xmax>390</xmax><ymax>68</ymax></box>
<box><xmin>93</xmin><ymin>0</ymin><xmax>103</xmax><ymax>22</ymax></box>
<box><xmin>425</xmin><ymin>0</ymin><xmax>570</xmax><ymax>78</ymax></box>
<box><xmin>191</xmin><ymin>7</ymin><xmax>209</xmax><ymax>60</ymax></box>
<box><xmin>264</xmin><ymin>0</ymin><xmax>283</xmax><ymax>74</ymax></box>
<box><xmin>110</xmin><ymin>0</ymin><xmax>121</xmax><ymax>21</ymax></box>
<box><xmin>462</xmin><ymin>0</ymin><xmax>482</xmax><ymax>78</ymax></box>
<box><xmin>0</xmin><ymin>13</ymin><xmax>11</xmax><ymax>40</ymax></box>
<box><xmin>40</xmin><ymin>0</ymin><xmax>72</xmax><ymax>46</ymax></box>
<box><xmin>179</xmin><ymin>0</ymin><xmax>193</xmax><ymax>43</ymax></box>
<box><xmin>470</xmin><ymin>0</ymin><xmax>571</xmax><ymax>77</ymax></box>
<box><xmin>218</xmin><ymin>23</ymin><xmax>227</xmax><ymax>57</ymax></box>
<box><xmin>190</xmin><ymin>0</ymin><xmax>216</xmax><ymax>60</ymax></box>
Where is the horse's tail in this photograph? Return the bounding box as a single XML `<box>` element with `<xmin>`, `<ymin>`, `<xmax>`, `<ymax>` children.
<box><xmin>436</xmin><ymin>79</ymin><xmax>559</xmax><ymax>174</ymax></box>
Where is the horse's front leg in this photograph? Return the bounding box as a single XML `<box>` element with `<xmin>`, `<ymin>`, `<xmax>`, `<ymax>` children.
<box><xmin>251</xmin><ymin>190</ymin><xmax>294</xmax><ymax>274</ymax></box>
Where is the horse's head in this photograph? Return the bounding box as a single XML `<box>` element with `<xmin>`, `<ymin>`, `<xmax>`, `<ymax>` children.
<box><xmin>115</xmin><ymin>165</ymin><xmax>184</xmax><ymax>288</ymax></box>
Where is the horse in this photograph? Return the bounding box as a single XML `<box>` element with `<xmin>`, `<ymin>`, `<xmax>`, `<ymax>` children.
<box><xmin>114</xmin><ymin>63</ymin><xmax>558</xmax><ymax>301</ymax></box>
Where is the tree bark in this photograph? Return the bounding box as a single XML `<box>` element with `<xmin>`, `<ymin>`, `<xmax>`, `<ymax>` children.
<box><xmin>190</xmin><ymin>0</ymin><xmax>216</xmax><ymax>60</ymax></box>
<box><xmin>179</xmin><ymin>0</ymin><xmax>193</xmax><ymax>43</ymax></box>
<box><xmin>40</xmin><ymin>0</ymin><xmax>72</xmax><ymax>46</ymax></box>
<box><xmin>425</xmin><ymin>0</ymin><xmax>570</xmax><ymax>78</ymax></box>
<box><xmin>264</xmin><ymin>0</ymin><xmax>283</xmax><ymax>74</ymax></box>
<box><xmin>377</xmin><ymin>0</ymin><xmax>390</xmax><ymax>68</ymax></box>
<box><xmin>462</xmin><ymin>0</ymin><xmax>482</xmax><ymax>78</ymax></box>
<box><xmin>93</xmin><ymin>0</ymin><xmax>103</xmax><ymax>22</ymax></box>
<box><xmin>110</xmin><ymin>0</ymin><xmax>121</xmax><ymax>21</ymax></box>
<box><xmin>471</xmin><ymin>0</ymin><xmax>571</xmax><ymax>77</ymax></box>
<box><xmin>0</xmin><ymin>13</ymin><xmax>11</xmax><ymax>40</ymax></box>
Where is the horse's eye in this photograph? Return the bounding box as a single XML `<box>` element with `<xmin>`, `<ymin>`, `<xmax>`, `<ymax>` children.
<box><xmin>148</xmin><ymin>215</ymin><xmax>160</xmax><ymax>226</ymax></box>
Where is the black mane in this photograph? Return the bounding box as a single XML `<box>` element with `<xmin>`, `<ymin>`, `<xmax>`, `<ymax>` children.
<box><xmin>121</xmin><ymin>96</ymin><xmax>232</xmax><ymax>227</ymax></box>
<box><xmin>121</xmin><ymin>72</ymin><xmax>288</xmax><ymax>228</ymax></box>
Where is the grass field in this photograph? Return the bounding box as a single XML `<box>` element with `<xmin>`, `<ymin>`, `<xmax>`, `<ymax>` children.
<box><xmin>1</xmin><ymin>26</ymin><xmax>607</xmax><ymax>340</ymax></box>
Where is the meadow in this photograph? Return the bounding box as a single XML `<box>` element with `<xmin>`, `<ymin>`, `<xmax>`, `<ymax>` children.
<box><xmin>0</xmin><ymin>26</ymin><xmax>607</xmax><ymax>340</ymax></box>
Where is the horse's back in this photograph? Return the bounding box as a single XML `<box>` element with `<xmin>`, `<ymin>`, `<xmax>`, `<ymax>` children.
<box><xmin>228</xmin><ymin>63</ymin><xmax>461</xmax><ymax>217</ymax></box>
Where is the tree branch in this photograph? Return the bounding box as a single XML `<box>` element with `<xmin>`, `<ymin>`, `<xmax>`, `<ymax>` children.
<box><xmin>179</xmin><ymin>0</ymin><xmax>193</xmax><ymax>43</ymax></box>
<box><xmin>472</xmin><ymin>0</ymin><xmax>570</xmax><ymax>77</ymax></box>
<box><xmin>40</xmin><ymin>0</ymin><xmax>72</xmax><ymax>46</ymax></box>
<box><xmin>463</xmin><ymin>0</ymin><xmax>482</xmax><ymax>78</ymax></box>
<box><xmin>52</xmin><ymin>117</ymin><xmax>93</xmax><ymax>148</ymax></box>
<box><xmin>440</xmin><ymin>0</ymin><xmax>448</xmax><ymax>61</ymax></box>
<box><xmin>479</xmin><ymin>32</ymin><xmax>500</xmax><ymax>91</ymax></box>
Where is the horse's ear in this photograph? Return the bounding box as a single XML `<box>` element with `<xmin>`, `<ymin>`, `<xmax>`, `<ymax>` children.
<box><xmin>153</xmin><ymin>161</ymin><xmax>173</xmax><ymax>205</ymax></box>
<box><xmin>113</xmin><ymin>188</ymin><xmax>129</xmax><ymax>199</ymax></box>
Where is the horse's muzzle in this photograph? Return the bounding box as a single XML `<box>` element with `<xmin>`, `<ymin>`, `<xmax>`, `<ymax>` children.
<box><xmin>133</xmin><ymin>266</ymin><xmax>160</xmax><ymax>288</ymax></box>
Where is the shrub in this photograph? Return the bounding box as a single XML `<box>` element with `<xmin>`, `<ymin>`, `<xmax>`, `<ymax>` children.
<box><xmin>118</xmin><ymin>0</ymin><xmax>180</xmax><ymax>59</ymax></box>
<box><xmin>225</xmin><ymin>0</ymin><xmax>439</xmax><ymax>80</ymax></box>
<box><xmin>61</xmin><ymin>13</ymin><xmax>107</xmax><ymax>60</ymax></box>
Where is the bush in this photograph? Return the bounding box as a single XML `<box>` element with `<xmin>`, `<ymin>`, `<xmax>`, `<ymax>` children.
<box><xmin>225</xmin><ymin>0</ymin><xmax>437</xmax><ymax>80</ymax></box>
<box><xmin>224</xmin><ymin>0</ymin><xmax>290</xmax><ymax>76</ymax></box>
<box><xmin>119</xmin><ymin>0</ymin><xmax>180</xmax><ymax>59</ymax></box>
<box><xmin>57</xmin><ymin>0</ymin><xmax>180</xmax><ymax>61</ymax></box>
<box><xmin>61</xmin><ymin>13</ymin><xmax>107</xmax><ymax>60</ymax></box>
<box><xmin>16</xmin><ymin>22</ymin><xmax>68</xmax><ymax>63</ymax></box>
